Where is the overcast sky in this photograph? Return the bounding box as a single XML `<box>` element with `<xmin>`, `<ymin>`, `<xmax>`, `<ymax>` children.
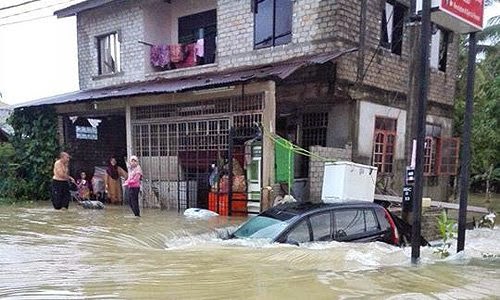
<box><xmin>0</xmin><ymin>1</ymin><xmax>499</xmax><ymax>105</ymax></box>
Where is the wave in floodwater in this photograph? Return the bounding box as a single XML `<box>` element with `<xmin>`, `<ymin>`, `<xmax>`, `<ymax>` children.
<box><xmin>1</xmin><ymin>204</ymin><xmax>499</xmax><ymax>299</ymax></box>
<box><xmin>162</xmin><ymin>225</ymin><xmax>500</xmax><ymax>269</ymax></box>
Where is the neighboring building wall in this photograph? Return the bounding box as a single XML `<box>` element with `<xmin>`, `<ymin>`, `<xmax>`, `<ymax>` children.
<box><xmin>308</xmin><ymin>145</ymin><xmax>352</xmax><ymax>201</ymax></box>
<box><xmin>336</xmin><ymin>0</ymin><xmax>458</xmax><ymax>108</ymax></box>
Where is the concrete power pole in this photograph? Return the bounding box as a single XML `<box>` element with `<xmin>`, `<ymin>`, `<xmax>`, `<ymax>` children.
<box><xmin>403</xmin><ymin>1</ymin><xmax>422</xmax><ymax>225</ymax></box>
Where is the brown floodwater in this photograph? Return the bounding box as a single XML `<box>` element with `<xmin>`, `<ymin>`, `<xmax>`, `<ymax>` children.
<box><xmin>0</xmin><ymin>203</ymin><xmax>499</xmax><ymax>299</ymax></box>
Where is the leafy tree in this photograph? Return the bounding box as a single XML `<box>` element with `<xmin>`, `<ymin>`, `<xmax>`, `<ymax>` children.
<box><xmin>454</xmin><ymin>7</ymin><xmax>500</xmax><ymax>199</ymax></box>
<box><xmin>2</xmin><ymin>106</ymin><xmax>60</xmax><ymax>201</ymax></box>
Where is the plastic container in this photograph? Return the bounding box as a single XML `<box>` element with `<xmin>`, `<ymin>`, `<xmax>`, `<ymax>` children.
<box><xmin>321</xmin><ymin>161</ymin><xmax>377</xmax><ymax>203</ymax></box>
<box><xmin>208</xmin><ymin>192</ymin><xmax>247</xmax><ymax>216</ymax></box>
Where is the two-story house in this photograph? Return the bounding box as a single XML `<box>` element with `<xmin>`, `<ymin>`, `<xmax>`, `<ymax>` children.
<box><xmin>17</xmin><ymin>0</ymin><xmax>459</xmax><ymax>213</ymax></box>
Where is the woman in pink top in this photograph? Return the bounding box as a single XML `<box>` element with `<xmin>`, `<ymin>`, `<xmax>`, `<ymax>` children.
<box><xmin>124</xmin><ymin>155</ymin><xmax>143</xmax><ymax>217</ymax></box>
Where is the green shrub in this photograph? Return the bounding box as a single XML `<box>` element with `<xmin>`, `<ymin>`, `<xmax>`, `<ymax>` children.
<box><xmin>0</xmin><ymin>106</ymin><xmax>60</xmax><ymax>202</ymax></box>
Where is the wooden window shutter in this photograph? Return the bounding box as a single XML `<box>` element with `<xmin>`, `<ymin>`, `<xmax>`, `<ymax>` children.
<box><xmin>439</xmin><ymin>137</ymin><xmax>460</xmax><ymax>175</ymax></box>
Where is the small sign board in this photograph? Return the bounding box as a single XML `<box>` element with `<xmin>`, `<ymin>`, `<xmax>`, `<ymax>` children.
<box><xmin>406</xmin><ymin>167</ymin><xmax>415</xmax><ymax>185</ymax></box>
<box><xmin>402</xmin><ymin>185</ymin><xmax>414</xmax><ymax>212</ymax></box>
<box><xmin>416</xmin><ymin>0</ymin><xmax>484</xmax><ymax>33</ymax></box>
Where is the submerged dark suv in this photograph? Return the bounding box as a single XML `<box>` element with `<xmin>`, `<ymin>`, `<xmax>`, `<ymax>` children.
<box><xmin>230</xmin><ymin>201</ymin><xmax>411</xmax><ymax>246</ymax></box>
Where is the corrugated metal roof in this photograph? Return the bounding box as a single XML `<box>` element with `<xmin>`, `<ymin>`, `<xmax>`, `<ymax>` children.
<box><xmin>14</xmin><ymin>48</ymin><xmax>357</xmax><ymax>109</ymax></box>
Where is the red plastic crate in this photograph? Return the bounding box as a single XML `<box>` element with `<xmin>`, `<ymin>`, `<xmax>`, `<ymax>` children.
<box><xmin>208</xmin><ymin>192</ymin><xmax>247</xmax><ymax>216</ymax></box>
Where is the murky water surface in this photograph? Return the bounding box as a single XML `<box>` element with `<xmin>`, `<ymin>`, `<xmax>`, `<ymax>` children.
<box><xmin>0</xmin><ymin>203</ymin><xmax>499</xmax><ymax>299</ymax></box>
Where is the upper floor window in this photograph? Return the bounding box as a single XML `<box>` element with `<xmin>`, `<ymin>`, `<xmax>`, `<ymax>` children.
<box><xmin>430</xmin><ymin>26</ymin><xmax>451</xmax><ymax>72</ymax></box>
<box><xmin>254</xmin><ymin>0</ymin><xmax>293</xmax><ymax>49</ymax></box>
<box><xmin>372</xmin><ymin>117</ymin><xmax>397</xmax><ymax>174</ymax></box>
<box><xmin>178</xmin><ymin>9</ymin><xmax>217</xmax><ymax>65</ymax></box>
<box><xmin>380</xmin><ymin>1</ymin><xmax>406</xmax><ymax>55</ymax></box>
<box><xmin>97</xmin><ymin>32</ymin><xmax>120</xmax><ymax>75</ymax></box>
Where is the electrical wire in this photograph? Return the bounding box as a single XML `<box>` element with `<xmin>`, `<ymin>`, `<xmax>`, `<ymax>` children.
<box><xmin>0</xmin><ymin>13</ymin><xmax>53</xmax><ymax>27</ymax></box>
<box><xmin>0</xmin><ymin>0</ymin><xmax>42</xmax><ymax>12</ymax></box>
<box><xmin>0</xmin><ymin>0</ymin><xmax>80</xmax><ymax>20</ymax></box>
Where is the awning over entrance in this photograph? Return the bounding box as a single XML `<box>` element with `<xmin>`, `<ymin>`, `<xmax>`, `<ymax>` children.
<box><xmin>14</xmin><ymin>48</ymin><xmax>357</xmax><ymax>109</ymax></box>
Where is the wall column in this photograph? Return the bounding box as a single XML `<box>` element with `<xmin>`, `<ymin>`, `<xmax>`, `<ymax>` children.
<box><xmin>125</xmin><ymin>103</ymin><xmax>133</xmax><ymax>160</ymax></box>
<box><xmin>261</xmin><ymin>81</ymin><xmax>276</xmax><ymax>211</ymax></box>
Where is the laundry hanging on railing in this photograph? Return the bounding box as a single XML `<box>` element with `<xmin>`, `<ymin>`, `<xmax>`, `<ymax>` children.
<box><xmin>150</xmin><ymin>44</ymin><xmax>170</xmax><ymax>68</ymax></box>
<box><xmin>140</xmin><ymin>39</ymin><xmax>205</xmax><ymax>70</ymax></box>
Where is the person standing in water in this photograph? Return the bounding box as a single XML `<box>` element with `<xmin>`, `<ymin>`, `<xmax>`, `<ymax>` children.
<box><xmin>105</xmin><ymin>157</ymin><xmax>127</xmax><ymax>204</ymax></box>
<box><xmin>124</xmin><ymin>155</ymin><xmax>142</xmax><ymax>217</ymax></box>
<box><xmin>51</xmin><ymin>152</ymin><xmax>75</xmax><ymax>210</ymax></box>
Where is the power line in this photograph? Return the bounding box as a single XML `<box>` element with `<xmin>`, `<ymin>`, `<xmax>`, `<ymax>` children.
<box><xmin>0</xmin><ymin>0</ymin><xmax>42</xmax><ymax>12</ymax></box>
<box><xmin>0</xmin><ymin>13</ymin><xmax>53</xmax><ymax>27</ymax></box>
<box><xmin>0</xmin><ymin>0</ymin><xmax>79</xmax><ymax>20</ymax></box>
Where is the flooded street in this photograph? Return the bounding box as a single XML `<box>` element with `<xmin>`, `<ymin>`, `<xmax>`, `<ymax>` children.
<box><xmin>0</xmin><ymin>203</ymin><xmax>499</xmax><ymax>299</ymax></box>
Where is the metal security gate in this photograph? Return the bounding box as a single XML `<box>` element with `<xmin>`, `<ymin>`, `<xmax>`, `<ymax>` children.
<box><xmin>131</xmin><ymin>93</ymin><xmax>263</xmax><ymax>211</ymax></box>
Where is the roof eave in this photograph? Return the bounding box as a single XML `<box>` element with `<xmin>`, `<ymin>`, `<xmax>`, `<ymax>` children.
<box><xmin>54</xmin><ymin>0</ymin><xmax>123</xmax><ymax>18</ymax></box>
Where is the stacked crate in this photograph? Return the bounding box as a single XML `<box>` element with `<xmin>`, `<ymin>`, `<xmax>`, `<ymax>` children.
<box><xmin>208</xmin><ymin>192</ymin><xmax>247</xmax><ymax>216</ymax></box>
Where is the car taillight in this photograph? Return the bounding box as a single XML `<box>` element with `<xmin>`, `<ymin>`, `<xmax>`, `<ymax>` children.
<box><xmin>384</xmin><ymin>209</ymin><xmax>400</xmax><ymax>245</ymax></box>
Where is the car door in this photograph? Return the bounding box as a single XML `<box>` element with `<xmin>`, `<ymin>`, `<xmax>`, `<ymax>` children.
<box><xmin>333</xmin><ymin>208</ymin><xmax>383</xmax><ymax>242</ymax></box>
<box><xmin>282</xmin><ymin>218</ymin><xmax>312</xmax><ymax>245</ymax></box>
<box><xmin>310</xmin><ymin>211</ymin><xmax>333</xmax><ymax>242</ymax></box>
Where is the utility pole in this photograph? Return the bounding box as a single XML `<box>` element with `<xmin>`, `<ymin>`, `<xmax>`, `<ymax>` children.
<box><xmin>411</xmin><ymin>0</ymin><xmax>431</xmax><ymax>264</ymax></box>
<box><xmin>403</xmin><ymin>1</ymin><xmax>421</xmax><ymax>225</ymax></box>
<box><xmin>457</xmin><ymin>32</ymin><xmax>477</xmax><ymax>253</ymax></box>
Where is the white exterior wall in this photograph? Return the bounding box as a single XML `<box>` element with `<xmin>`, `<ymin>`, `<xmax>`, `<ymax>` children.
<box><xmin>357</xmin><ymin>101</ymin><xmax>407</xmax><ymax>159</ymax></box>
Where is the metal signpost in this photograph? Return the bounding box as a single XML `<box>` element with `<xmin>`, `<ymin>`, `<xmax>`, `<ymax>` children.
<box><xmin>411</xmin><ymin>0</ymin><xmax>484</xmax><ymax>262</ymax></box>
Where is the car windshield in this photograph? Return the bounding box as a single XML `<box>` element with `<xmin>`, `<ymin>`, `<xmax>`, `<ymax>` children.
<box><xmin>232</xmin><ymin>215</ymin><xmax>289</xmax><ymax>240</ymax></box>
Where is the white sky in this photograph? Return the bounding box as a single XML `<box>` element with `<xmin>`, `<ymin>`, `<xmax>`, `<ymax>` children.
<box><xmin>0</xmin><ymin>1</ymin><xmax>499</xmax><ymax>105</ymax></box>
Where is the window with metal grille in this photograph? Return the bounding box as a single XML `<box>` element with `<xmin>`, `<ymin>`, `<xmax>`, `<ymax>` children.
<box><xmin>372</xmin><ymin>117</ymin><xmax>397</xmax><ymax>174</ymax></box>
<box><xmin>233</xmin><ymin>114</ymin><xmax>262</xmax><ymax>138</ymax></box>
<box><xmin>132</xmin><ymin>94</ymin><xmax>263</xmax><ymax>120</ymax></box>
<box><xmin>302</xmin><ymin>112</ymin><xmax>328</xmax><ymax>149</ymax></box>
<box><xmin>253</xmin><ymin>0</ymin><xmax>293</xmax><ymax>49</ymax></box>
<box><xmin>132</xmin><ymin>120</ymin><xmax>230</xmax><ymax>157</ymax></box>
<box><xmin>97</xmin><ymin>32</ymin><xmax>120</xmax><ymax>75</ymax></box>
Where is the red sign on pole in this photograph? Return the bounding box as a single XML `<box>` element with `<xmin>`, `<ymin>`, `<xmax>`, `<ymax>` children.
<box><xmin>440</xmin><ymin>0</ymin><xmax>484</xmax><ymax>30</ymax></box>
